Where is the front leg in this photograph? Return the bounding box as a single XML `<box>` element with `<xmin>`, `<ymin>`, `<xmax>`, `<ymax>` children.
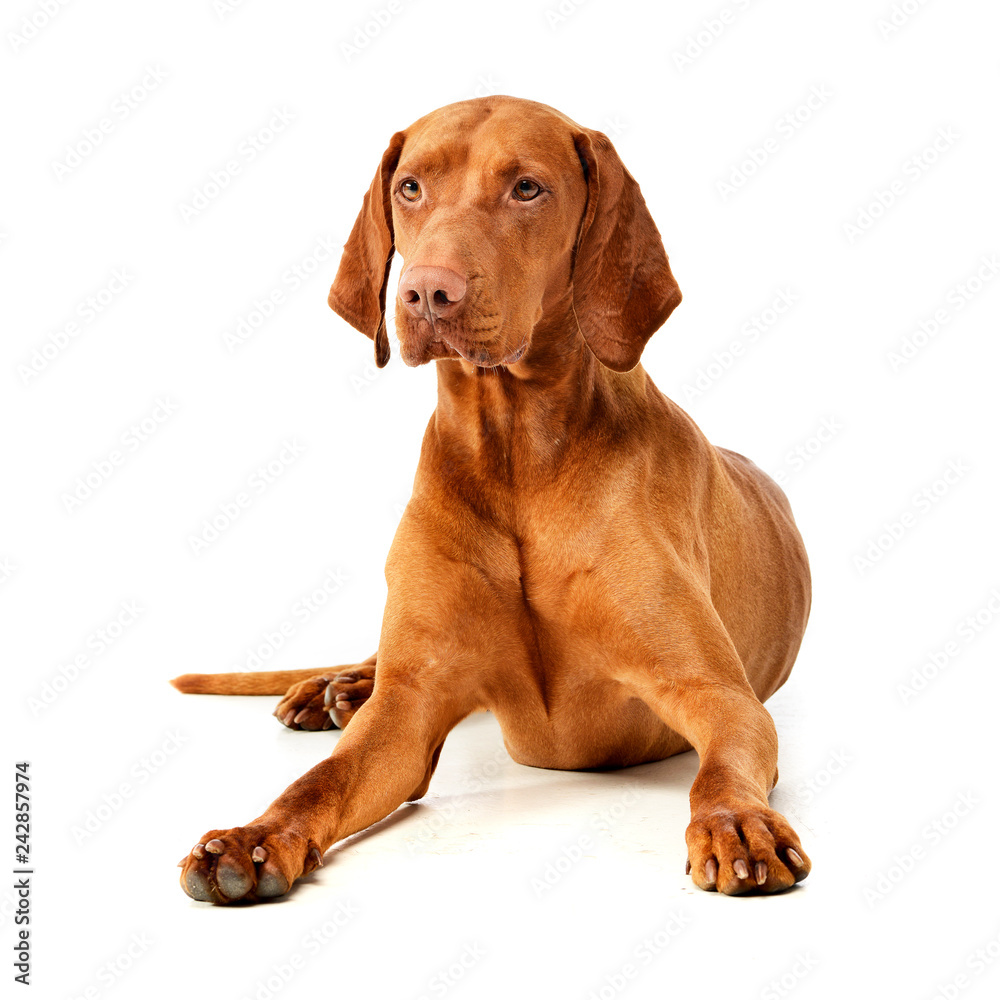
<box><xmin>638</xmin><ymin>612</ymin><xmax>811</xmax><ymax>895</ymax></box>
<box><xmin>179</xmin><ymin>677</ymin><xmax>476</xmax><ymax>904</ymax></box>
<box><xmin>178</xmin><ymin>503</ymin><xmax>518</xmax><ymax>904</ymax></box>
<box><xmin>678</xmin><ymin>687</ymin><xmax>810</xmax><ymax>895</ymax></box>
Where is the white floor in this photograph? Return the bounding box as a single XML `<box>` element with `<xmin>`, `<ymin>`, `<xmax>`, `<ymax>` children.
<box><xmin>8</xmin><ymin>2</ymin><xmax>1000</xmax><ymax>996</ymax></box>
<box><xmin>19</xmin><ymin>666</ymin><xmax>975</xmax><ymax>1000</ymax></box>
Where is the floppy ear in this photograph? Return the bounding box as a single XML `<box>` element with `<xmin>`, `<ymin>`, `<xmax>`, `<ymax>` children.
<box><xmin>571</xmin><ymin>130</ymin><xmax>682</xmax><ymax>373</ymax></box>
<box><xmin>328</xmin><ymin>132</ymin><xmax>405</xmax><ymax>368</ymax></box>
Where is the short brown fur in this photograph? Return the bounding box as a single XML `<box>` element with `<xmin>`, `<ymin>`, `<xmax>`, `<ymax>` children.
<box><xmin>173</xmin><ymin>97</ymin><xmax>811</xmax><ymax>903</ymax></box>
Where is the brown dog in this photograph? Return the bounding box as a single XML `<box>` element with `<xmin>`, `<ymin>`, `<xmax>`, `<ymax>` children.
<box><xmin>172</xmin><ymin>96</ymin><xmax>811</xmax><ymax>903</ymax></box>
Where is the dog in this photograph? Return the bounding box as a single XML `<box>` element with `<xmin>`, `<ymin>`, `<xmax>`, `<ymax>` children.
<box><xmin>172</xmin><ymin>96</ymin><xmax>812</xmax><ymax>903</ymax></box>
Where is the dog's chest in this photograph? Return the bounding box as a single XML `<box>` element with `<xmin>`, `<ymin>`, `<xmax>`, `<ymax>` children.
<box><xmin>507</xmin><ymin>498</ymin><xmax>673</xmax><ymax>638</ymax></box>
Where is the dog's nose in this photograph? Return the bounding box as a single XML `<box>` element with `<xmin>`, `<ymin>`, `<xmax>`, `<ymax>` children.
<box><xmin>398</xmin><ymin>266</ymin><xmax>467</xmax><ymax>321</ymax></box>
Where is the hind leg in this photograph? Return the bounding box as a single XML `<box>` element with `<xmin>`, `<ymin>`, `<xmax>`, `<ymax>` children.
<box><xmin>274</xmin><ymin>653</ymin><xmax>376</xmax><ymax>730</ymax></box>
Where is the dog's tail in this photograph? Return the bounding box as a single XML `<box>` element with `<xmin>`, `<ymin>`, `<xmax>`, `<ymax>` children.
<box><xmin>170</xmin><ymin>669</ymin><xmax>324</xmax><ymax>696</ymax></box>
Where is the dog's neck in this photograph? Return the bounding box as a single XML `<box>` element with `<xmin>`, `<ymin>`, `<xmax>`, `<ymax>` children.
<box><xmin>428</xmin><ymin>305</ymin><xmax>650</xmax><ymax>485</ymax></box>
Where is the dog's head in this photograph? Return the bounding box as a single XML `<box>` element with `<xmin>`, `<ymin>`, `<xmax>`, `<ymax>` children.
<box><xmin>328</xmin><ymin>96</ymin><xmax>681</xmax><ymax>373</ymax></box>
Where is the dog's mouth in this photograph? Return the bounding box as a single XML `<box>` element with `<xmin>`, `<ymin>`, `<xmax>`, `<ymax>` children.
<box><xmin>445</xmin><ymin>339</ymin><xmax>527</xmax><ymax>368</ymax></box>
<box><xmin>395</xmin><ymin>286</ymin><xmax>529</xmax><ymax>369</ymax></box>
<box><xmin>402</xmin><ymin>333</ymin><xmax>528</xmax><ymax>369</ymax></box>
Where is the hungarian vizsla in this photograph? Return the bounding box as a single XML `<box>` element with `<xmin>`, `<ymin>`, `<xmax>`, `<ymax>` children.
<box><xmin>172</xmin><ymin>96</ymin><xmax>812</xmax><ymax>903</ymax></box>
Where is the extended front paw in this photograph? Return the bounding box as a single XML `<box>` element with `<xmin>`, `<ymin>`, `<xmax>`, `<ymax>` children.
<box><xmin>685</xmin><ymin>805</ymin><xmax>811</xmax><ymax>895</ymax></box>
<box><xmin>178</xmin><ymin>825</ymin><xmax>324</xmax><ymax>904</ymax></box>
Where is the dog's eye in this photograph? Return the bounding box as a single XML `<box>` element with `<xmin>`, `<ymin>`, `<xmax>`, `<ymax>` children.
<box><xmin>512</xmin><ymin>178</ymin><xmax>541</xmax><ymax>201</ymax></box>
<box><xmin>400</xmin><ymin>179</ymin><xmax>421</xmax><ymax>201</ymax></box>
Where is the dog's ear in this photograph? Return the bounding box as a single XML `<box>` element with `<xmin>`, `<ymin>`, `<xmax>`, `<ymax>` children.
<box><xmin>571</xmin><ymin>130</ymin><xmax>682</xmax><ymax>373</ymax></box>
<box><xmin>328</xmin><ymin>132</ymin><xmax>405</xmax><ymax>368</ymax></box>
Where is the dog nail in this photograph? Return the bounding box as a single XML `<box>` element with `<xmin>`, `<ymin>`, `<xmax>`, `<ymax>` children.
<box><xmin>252</xmin><ymin>847</ymin><xmax>267</xmax><ymax>863</ymax></box>
<box><xmin>323</xmin><ymin>718</ymin><xmax>334</xmax><ymax>730</ymax></box>
<box><xmin>733</xmin><ymin>859</ymin><xmax>749</xmax><ymax>879</ymax></box>
<box><xmin>205</xmin><ymin>839</ymin><xmax>225</xmax><ymax>854</ymax></box>
<box><xmin>192</xmin><ymin>843</ymin><xmax>206</xmax><ymax>859</ymax></box>
<box><xmin>787</xmin><ymin>848</ymin><xmax>804</xmax><ymax>869</ymax></box>
<box><xmin>283</xmin><ymin>710</ymin><xmax>297</xmax><ymax>726</ymax></box>
<box><xmin>755</xmin><ymin>861</ymin><xmax>768</xmax><ymax>885</ymax></box>
<box><xmin>311</xmin><ymin>847</ymin><xmax>324</xmax><ymax>867</ymax></box>
<box><xmin>335</xmin><ymin>673</ymin><xmax>358</xmax><ymax>683</ymax></box>
<box><xmin>704</xmin><ymin>859</ymin><xmax>717</xmax><ymax>884</ymax></box>
<box><xmin>294</xmin><ymin>710</ymin><xmax>308</xmax><ymax>724</ymax></box>
<box><xmin>685</xmin><ymin>859</ymin><xmax>691</xmax><ymax>875</ymax></box>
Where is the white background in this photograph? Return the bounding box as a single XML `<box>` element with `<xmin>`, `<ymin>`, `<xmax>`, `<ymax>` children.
<box><xmin>4</xmin><ymin>0</ymin><xmax>1000</xmax><ymax>997</ymax></box>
